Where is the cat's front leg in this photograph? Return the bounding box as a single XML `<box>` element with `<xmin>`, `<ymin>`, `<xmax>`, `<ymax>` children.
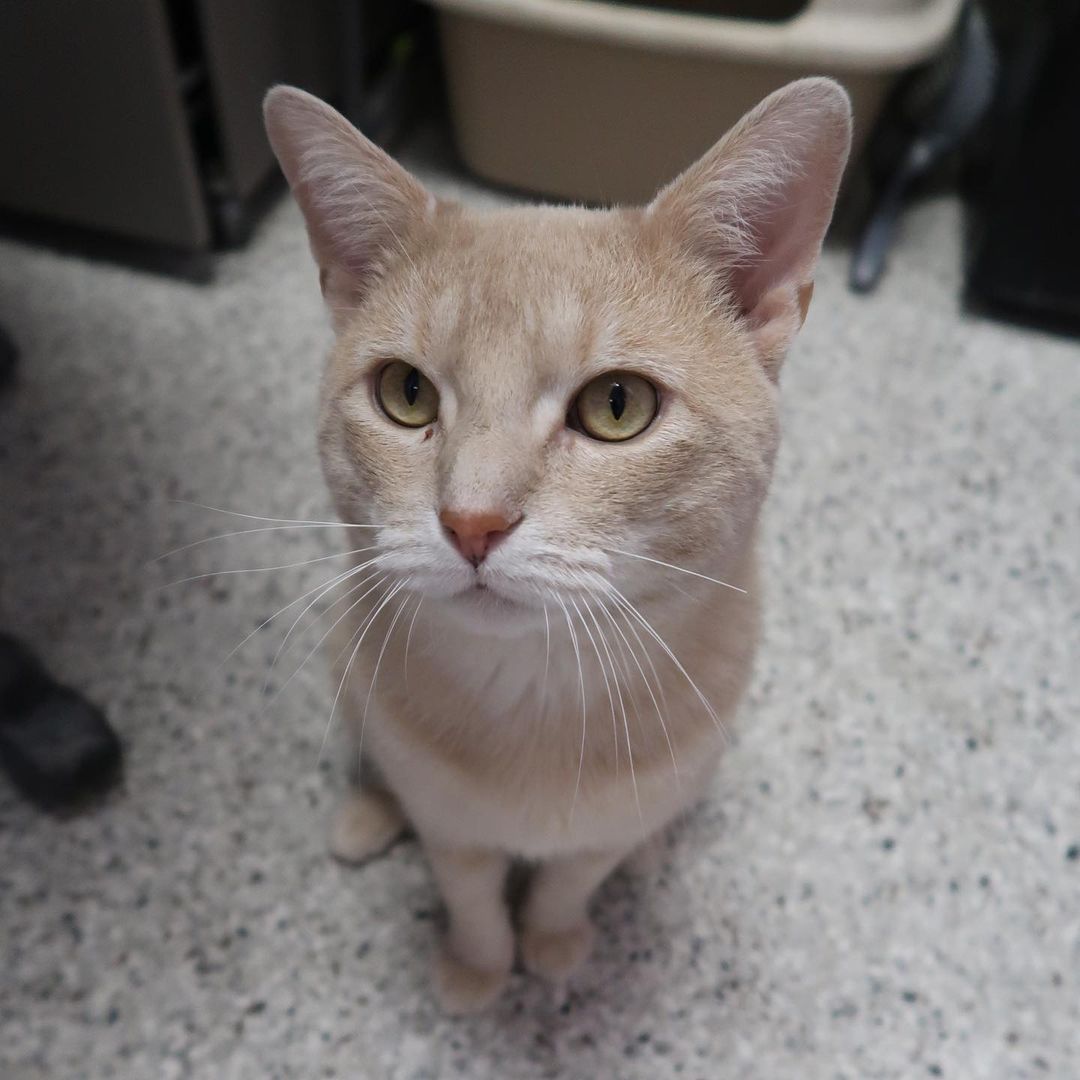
<box><xmin>425</xmin><ymin>844</ymin><xmax>514</xmax><ymax>1014</ymax></box>
<box><xmin>520</xmin><ymin>846</ymin><xmax>628</xmax><ymax>981</ymax></box>
<box><xmin>328</xmin><ymin>786</ymin><xmax>407</xmax><ymax>864</ymax></box>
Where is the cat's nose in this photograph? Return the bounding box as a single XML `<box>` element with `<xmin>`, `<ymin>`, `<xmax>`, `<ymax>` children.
<box><xmin>439</xmin><ymin>508</ymin><xmax>521</xmax><ymax>566</ymax></box>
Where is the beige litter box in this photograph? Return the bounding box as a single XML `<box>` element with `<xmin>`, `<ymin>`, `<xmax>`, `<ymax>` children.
<box><xmin>426</xmin><ymin>0</ymin><xmax>964</xmax><ymax>204</ymax></box>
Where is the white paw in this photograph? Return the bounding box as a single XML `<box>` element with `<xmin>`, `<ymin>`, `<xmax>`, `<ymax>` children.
<box><xmin>434</xmin><ymin>945</ymin><xmax>510</xmax><ymax>1015</ymax></box>
<box><xmin>520</xmin><ymin>922</ymin><xmax>594</xmax><ymax>981</ymax></box>
<box><xmin>328</xmin><ymin>789</ymin><xmax>406</xmax><ymax>865</ymax></box>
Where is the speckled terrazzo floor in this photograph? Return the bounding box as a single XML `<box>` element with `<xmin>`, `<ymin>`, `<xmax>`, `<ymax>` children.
<box><xmin>1</xmin><ymin>137</ymin><xmax>1078</xmax><ymax>1080</ymax></box>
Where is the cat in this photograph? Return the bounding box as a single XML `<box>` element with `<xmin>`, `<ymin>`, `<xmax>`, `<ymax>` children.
<box><xmin>262</xmin><ymin>77</ymin><xmax>851</xmax><ymax>1012</ymax></box>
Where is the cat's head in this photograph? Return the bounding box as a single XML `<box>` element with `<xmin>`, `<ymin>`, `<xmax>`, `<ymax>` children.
<box><xmin>264</xmin><ymin>81</ymin><xmax>850</xmax><ymax>634</ymax></box>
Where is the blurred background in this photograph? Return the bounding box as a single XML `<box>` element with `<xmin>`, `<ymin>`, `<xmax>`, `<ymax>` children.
<box><xmin>1</xmin><ymin>2</ymin><xmax>1077</xmax><ymax>1078</ymax></box>
<box><xmin>0</xmin><ymin>0</ymin><xmax>1076</xmax><ymax>318</ymax></box>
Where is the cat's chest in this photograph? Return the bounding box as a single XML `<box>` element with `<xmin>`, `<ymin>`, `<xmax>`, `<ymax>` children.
<box><xmin>356</xmin><ymin>643</ymin><xmax>725</xmax><ymax>856</ymax></box>
<box><xmin>366</xmin><ymin>701</ymin><xmax>719</xmax><ymax>858</ymax></box>
<box><xmin>335</xmin><ymin>593</ymin><xmax>748</xmax><ymax>854</ymax></box>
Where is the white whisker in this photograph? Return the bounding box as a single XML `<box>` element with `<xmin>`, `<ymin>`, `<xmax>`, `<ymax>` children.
<box><xmin>594</xmin><ymin>589</ymin><xmax>680</xmax><ymax>784</ymax></box>
<box><xmin>595</xmin><ymin>595</ymin><xmax>647</xmax><ymax>763</ymax></box>
<box><xmin>156</xmin><ymin>522</ymin><xmax>380</xmax><ymax>563</ymax></box>
<box><xmin>355</xmin><ymin>580</ymin><xmax>411</xmax><ymax>774</ymax></box>
<box><xmin>217</xmin><ymin>558</ymin><xmax>378</xmax><ymax>669</ymax></box>
<box><xmin>161</xmin><ymin>544</ymin><xmax>380</xmax><ymax>588</ymax></box>
<box><xmin>569</xmin><ymin>594</ymin><xmax>619</xmax><ymax>783</ymax></box>
<box><xmin>363</xmin><ymin>586</ymin><xmax>412</xmax><ymax>724</ymax></box>
<box><xmin>262</xmin><ymin>559</ymin><xmax>384</xmax><ymax>698</ymax></box>
<box><xmin>317</xmin><ymin>579</ymin><xmax>399</xmax><ymax>768</ymax></box>
<box><xmin>555</xmin><ymin>596</ymin><xmax>587</xmax><ymax>826</ymax></box>
<box><xmin>614</xmin><ymin>595</ymin><xmax>671</xmax><ymax>715</ymax></box>
<box><xmin>173</xmin><ymin>500</ymin><xmax>371</xmax><ymax>528</ymax></box>
<box><xmin>586</xmin><ymin>594</ymin><xmax>633</xmax><ymax>750</ymax></box>
<box><xmin>576</xmin><ymin>592</ymin><xmax>624</xmax><ymax>779</ymax></box>
<box><xmin>403</xmin><ymin>595</ymin><xmax>424</xmax><ymax>687</ymax></box>
<box><xmin>272</xmin><ymin>572</ymin><xmax>389</xmax><ymax>705</ymax></box>
<box><xmin>326</xmin><ymin>578</ymin><xmax>393</xmax><ymax>671</ymax></box>
<box><xmin>540</xmin><ymin>600</ymin><xmax>551</xmax><ymax>712</ymax></box>
<box><xmin>579</xmin><ymin>594</ymin><xmax>642</xmax><ymax>831</ymax></box>
<box><xmin>604</xmin><ymin>548</ymin><xmax>747</xmax><ymax>594</ymax></box>
<box><xmin>607</xmin><ymin>584</ymin><xmax>728</xmax><ymax>744</ymax></box>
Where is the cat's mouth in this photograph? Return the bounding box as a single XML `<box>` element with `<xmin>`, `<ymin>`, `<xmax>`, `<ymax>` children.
<box><xmin>466</xmin><ymin>581</ymin><xmax>512</xmax><ymax>602</ymax></box>
<box><xmin>459</xmin><ymin>580</ymin><xmax>524</xmax><ymax>613</ymax></box>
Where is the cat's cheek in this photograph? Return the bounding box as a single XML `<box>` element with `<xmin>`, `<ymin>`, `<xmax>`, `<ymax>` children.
<box><xmin>318</xmin><ymin>411</ymin><xmax>387</xmax><ymax>515</ymax></box>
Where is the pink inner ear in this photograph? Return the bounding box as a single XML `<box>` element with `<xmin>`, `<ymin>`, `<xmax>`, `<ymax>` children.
<box><xmin>742</xmin><ymin>277</ymin><xmax>814</xmax><ymax>330</ymax></box>
<box><xmin>263</xmin><ymin>86</ymin><xmax>432</xmax><ymax>322</ymax></box>
<box><xmin>743</xmin><ymin>285</ymin><xmax>801</xmax><ymax>381</ymax></box>
<box><xmin>647</xmin><ymin>79</ymin><xmax>851</xmax><ymax>372</ymax></box>
<box><xmin>727</xmin><ymin>134</ymin><xmax>845</xmax><ymax>320</ymax></box>
<box><xmin>739</xmin><ymin>282</ymin><xmax>813</xmax><ymax>382</ymax></box>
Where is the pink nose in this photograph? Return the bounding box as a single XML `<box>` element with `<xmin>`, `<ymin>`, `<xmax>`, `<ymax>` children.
<box><xmin>439</xmin><ymin>508</ymin><xmax>520</xmax><ymax>566</ymax></box>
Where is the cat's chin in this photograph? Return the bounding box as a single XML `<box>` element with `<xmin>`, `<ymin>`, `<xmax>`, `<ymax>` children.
<box><xmin>436</xmin><ymin>584</ymin><xmax>540</xmax><ymax>638</ymax></box>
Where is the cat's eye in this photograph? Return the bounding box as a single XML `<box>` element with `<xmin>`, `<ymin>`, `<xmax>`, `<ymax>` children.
<box><xmin>376</xmin><ymin>360</ymin><xmax>439</xmax><ymax>428</ymax></box>
<box><xmin>571</xmin><ymin>371</ymin><xmax>658</xmax><ymax>442</ymax></box>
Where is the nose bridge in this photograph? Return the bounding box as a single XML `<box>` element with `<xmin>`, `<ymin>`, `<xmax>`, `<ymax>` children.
<box><xmin>438</xmin><ymin>307</ymin><xmax>543</xmax><ymax>515</ymax></box>
<box><xmin>438</xmin><ymin>416</ymin><xmax>535</xmax><ymax>518</ymax></box>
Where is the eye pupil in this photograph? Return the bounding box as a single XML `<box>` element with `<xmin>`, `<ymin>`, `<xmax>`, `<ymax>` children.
<box><xmin>378</xmin><ymin>360</ymin><xmax>438</xmax><ymax>427</ymax></box>
<box><xmin>609</xmin><ymin>382</ymin><xmax>626</xmax><ymax>421</ymax></box>
<box><xmin>570</xmin><ymin>370</ymin><xmax>656</xmax><ymax>442</ymax></box>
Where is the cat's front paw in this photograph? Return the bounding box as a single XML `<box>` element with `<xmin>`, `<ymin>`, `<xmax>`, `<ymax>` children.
<box><xmin>328</xmin><ymin>789</ymin><xmax>406</xmax><ymax>864</ymax></box>
<box><xmin>520</xmin><ymin>922</ymin><xmax>594</xmax><ymax>981</ymax></box>
<box><xmin>434</xmin><ymin>945</ymin><xmax>510</xmax><ymax>1015</ymax></box>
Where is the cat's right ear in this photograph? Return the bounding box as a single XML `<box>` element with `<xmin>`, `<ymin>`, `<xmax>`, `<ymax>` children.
<box><xmin>263</xmin><ymin>86</ymin><xmax>433</xmax><ymax>330</ymax></box>
<box><xmin>645</xmin><ymin>78</ymin><xmax>851</xmax><ymax>380</ymax></box>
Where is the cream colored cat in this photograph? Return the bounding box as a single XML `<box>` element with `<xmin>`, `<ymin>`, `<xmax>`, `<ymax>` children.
<box><xmin>263</xmin><ymin>78</ymin><xmax>850</xmax><ymax>1012</ymax></box>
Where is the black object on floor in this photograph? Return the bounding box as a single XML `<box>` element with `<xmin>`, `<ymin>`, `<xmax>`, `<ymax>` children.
<box><xmin>850</xmin><ymin>4</ymin><xmax>996</xmax><ymax>294</ymax></box>
<box><xmin>966</xmin><ymin>0</ymin><xmax>1080</xmax><ymax>333</ymax></box>
<box><xmin>0</xmin><ymin>324</ymin><xmax>17</xmax><ymax>389</ymax></box>
<box><xmin>0</xmin><ymin>634</ymin><xmax>122</xmax><ymax>810</ymax></box>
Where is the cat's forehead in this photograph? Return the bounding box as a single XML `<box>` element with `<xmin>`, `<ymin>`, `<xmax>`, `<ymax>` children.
<box><xmin>404</xmin><ymin>207</ymin><xmax>679</xmax><ymax>385</ymax></box>
<box><xmin>436</xmin><ymin>208</ymin><xmax>628</xmax><ymax>312</ymax></box>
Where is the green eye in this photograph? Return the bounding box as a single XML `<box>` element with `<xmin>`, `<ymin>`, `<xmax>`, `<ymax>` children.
<box><xmin>573</xmin><ymin>371</ymin><xmax>658</xmax><ymax>442</ymax></box>
<box><xmin>377</xmin><ymin>361</ymin><xmax>438</xmax><ymax>428</ymax></box>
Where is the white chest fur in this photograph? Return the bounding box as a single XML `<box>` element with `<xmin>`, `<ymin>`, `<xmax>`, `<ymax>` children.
<box><xmin>339</xmin><ymin>598</ymin><xmax>731</xmax><ymax>859</ymax></box>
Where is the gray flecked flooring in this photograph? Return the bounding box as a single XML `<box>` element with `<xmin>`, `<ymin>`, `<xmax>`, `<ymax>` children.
<box><xmin>1</xmin><ymin>140</ymin><xmax>1078</xmax><ymax>1080</ymax></box>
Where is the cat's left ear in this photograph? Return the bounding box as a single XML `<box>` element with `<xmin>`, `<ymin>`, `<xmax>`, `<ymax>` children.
<box><xmin>263</xmin><ymin>86</ymin><xmax>434</xmax><ymax>330</ymax></box>
<box><xmin>646</xmin><ymin>78</ymin><xmax>852</xmax><ymax>379</ymax></box>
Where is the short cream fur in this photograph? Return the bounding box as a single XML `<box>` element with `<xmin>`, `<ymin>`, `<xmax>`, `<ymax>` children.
<box><xmin>263</xmin><ymin>79</ymin><xmax>851</xmax><ymax>1012</ymax></box>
